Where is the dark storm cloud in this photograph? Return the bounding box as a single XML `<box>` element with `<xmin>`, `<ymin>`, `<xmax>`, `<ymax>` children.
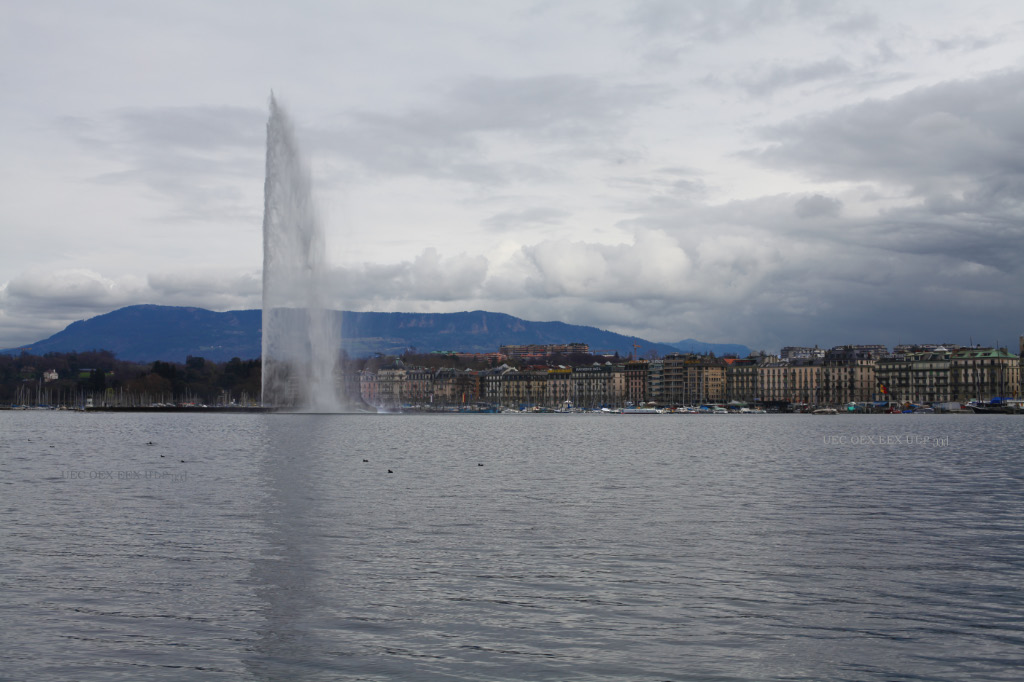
<box><xmin>746</xmin><ymin>69</ymin><xmax>1024</xmax><ymax>280</ymax></box>
<box><xmin>607</xmin><ymin>166</ymin><xmax>1021</xmax><ymax>348</ymax></box>
<box><xmin>794</xmin><ymin>194</ymin><xmax>842</xmax><ymax>218</ymax></box>
<box><xmin>748</xmin><ymin>69</ymin><xmax>1024</xmax><ymax>189</ymax></box>
<box><xmin>684</xmin><ymin>70</ymin><xmax>1024</xmax><ymax>346</ymax></box>
<box><xmin>861</xmin><ymin>201</ymin><xmax>1024</xmax><ymax>275</ymax></box>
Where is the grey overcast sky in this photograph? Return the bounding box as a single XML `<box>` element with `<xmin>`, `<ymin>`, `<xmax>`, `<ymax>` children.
<box><xmin>2</xmin><ymin>1</ymin><xmax>1023</xmax><ymax>352</ymax></box>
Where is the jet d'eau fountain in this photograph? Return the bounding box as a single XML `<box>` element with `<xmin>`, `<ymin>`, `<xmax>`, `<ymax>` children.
<box><xmin>261</xmin><ymin>95</ymin><xmax>344</xmax><ymax>412</ymax></box>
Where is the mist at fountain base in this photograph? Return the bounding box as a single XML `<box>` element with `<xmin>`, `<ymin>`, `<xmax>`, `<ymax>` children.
<box><xmin>261</xmin><ymin>308</ymin><xmax>346</xmax><ymax>412</ymax></box>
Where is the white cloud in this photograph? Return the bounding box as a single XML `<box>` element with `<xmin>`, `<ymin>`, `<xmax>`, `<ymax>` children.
<box><xmin>333</xmin><ymin>249</ymin><xmax>489</xmax><ymax>309</ymax></box>
<box><xmin>4</xmin><ymin>270</ymin><xmax>147</xmax><ymax>313</ymax></box>
<box><xmin>0</xmin><ymin>268</ymin><xmax>261</xmax><ymax>348</ymax></box>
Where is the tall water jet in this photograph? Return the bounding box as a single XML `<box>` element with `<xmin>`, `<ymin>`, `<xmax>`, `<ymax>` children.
<box><xmin>261</xmin><ymin>95</ymin><xmax>343</xmax><ymax>411</ymax></box>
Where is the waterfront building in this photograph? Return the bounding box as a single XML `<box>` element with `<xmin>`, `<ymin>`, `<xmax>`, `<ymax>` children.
<box><xmin>780</xmin><ymin>346</ymin><xmax>824</xmax><ymax>361</ymax></box>
<box><xmin>950</xmin><ymin>348</ymin><xmax>1020</xmax><ymax>402</ymax></box>
<box><xmin>662</xmin><ymin>353</ymin><xmax>726</xmax><ymax>405</ymax></box>
<box><xmin>809</xmin><ymin>347</ymin><xmax>877</xmax><ymax>405</ymax></box>
<box><xmin>874</xmin><ymin>355</ymin><xmax>909</xmax><ymax>403</ymax></box>
<box><xmin>609</xmin><ymin>364</ymin><xmax>627</xmax><ymax>406</ymax></box>
<box><xmin>570</xmin><ymin>363</ymin><xmax>622</xmax><ymax>409</ymax></box>
<box><xmin>358</xmin><ymin>369</ymin><xmax>379</xmax><ymax>406</ymax></box>
<box><xmin>502</xmin><ymin>367</ymin><xmax>549</xmax><ymax>409</ymax></box>
<box><xmin>790</xmin><ymin>360</ymin><xmax>822</xmax><ymax>405</ymax></box>
<box><xmin>757</xmin><ymin>360</ymin><xmax>790</xmax><ymax>406</ymax></box>
<box><xmin>756</xmin><ymin>359</ymin><xmax>822</xmax><ymax>407</ymax></box>
<box><xmin>647</xmin><ymin>359</ymin><xmax>664</xmax><ymax>404</ymax></box>
<box><xmin>877</xmin><ymin>348</ymin><xmax>957</xmax><ymax>405</ymax></box>
<box><xmin>405</xmin><ymin>367</ymin><xmax>433</xmax><ymax>405</ymax></box>
<box><xmin>474</xmin><ymin>361</ymin><xmax>627</xmax><ymax>410</ymax></box>
<box><xmin>893</xmin><ymin>343</ymin><xmax>960</xmax><ymax>357</ymax></box>
<box><xmin>479</xmin><ymin>364</ymin><xmax>517</xmax><ymax>407</ymax></box>
<box><xmin>623</xmin><ymin>360</ymin><xmax>649</xmax><ymax>406</ymax></box>
<box><xmin>825</xmin><ymin>345</ymin><xmax>888</xmax><ymax>361</ymax></box>
<box><xmin>819</xmin><ymin>358</ymin><xmax>876</xmax><ymax>405</ymax></box>
<box><xmin>545</xmin><ymin>367</ymin><xmax>573</xmax><ymax>408</ymax></box>
<box><xmin>375</xmin><ymin>359</ymin><xmax>408</xmax><ymax>408</ymax></box>
<box><xmin>429</xmin><ymin>367</ymin><xmax>479</xmax><ymax>407</ymax></box>
<box><xmin>499</xmin><ymin>343</ymin><xmax>590</xmax><ymax>360</ymax></box>
<box><xmin>437</xmin><ymin>351</ymin><xmax>506</xmax><ymax>364</ymax></box>
<box><xmin>908</xmin><ymin>349</ymin><xmax>952</xmax><ymax>404</ymax></box>
<box><xmin>724</xmin><ymin>355</ymin><xmax>773</xmax><ymax>404</ymax></box>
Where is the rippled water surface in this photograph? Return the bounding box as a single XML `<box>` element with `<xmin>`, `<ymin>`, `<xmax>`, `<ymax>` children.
<box><xmin>2</xmin><ymin>412</ymin><xmax>1023</xmax><ymax>681</ymax></box>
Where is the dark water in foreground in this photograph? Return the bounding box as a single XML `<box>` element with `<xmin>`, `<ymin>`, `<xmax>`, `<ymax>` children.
<box><xmin>2</xmin><ymin>412</ymin><xmax>1022</xmax><ymax>681</ymax></box>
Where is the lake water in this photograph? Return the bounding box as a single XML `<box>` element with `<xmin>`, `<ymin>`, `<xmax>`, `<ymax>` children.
<box><xmin>2</xmin><ymin>411</ymin><xmax>1023</xmax><ymax>681</ymax></box>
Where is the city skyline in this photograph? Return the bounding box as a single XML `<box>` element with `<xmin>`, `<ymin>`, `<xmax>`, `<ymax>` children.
<box><xmin>3</xmin><ymin>1</ymin><xmax>1024</xmax><ymax>351</ymax></box>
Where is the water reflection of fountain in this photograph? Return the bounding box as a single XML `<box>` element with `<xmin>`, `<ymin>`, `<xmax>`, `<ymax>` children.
<box><xmin>261</xmin><ymin>95</ymin><xmax>344</xmax><ymax>412</ymax></box>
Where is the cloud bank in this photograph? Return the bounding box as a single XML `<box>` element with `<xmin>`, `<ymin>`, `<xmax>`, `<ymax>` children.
<box><xmin>2</xmin><ymin>1</ymin><xmax>1023</xmax><ymax>352</ymax></box>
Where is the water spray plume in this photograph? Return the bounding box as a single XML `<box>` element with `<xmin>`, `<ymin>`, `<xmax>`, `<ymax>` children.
<box><xmin>261</xmin><ymin>95</ymin><xmax>344</xmax><ymax>412</ymax></box>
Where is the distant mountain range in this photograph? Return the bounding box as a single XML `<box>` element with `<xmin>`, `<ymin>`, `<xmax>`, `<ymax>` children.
<box><xmin>2</xmin><ymin>305</ymin><xmax>750</xmax><ymax>363</ymax></box>
<box><xmin>669</xmin><ymin>338</ymin><xmax>752</xmax><ymax>357</ymax></box>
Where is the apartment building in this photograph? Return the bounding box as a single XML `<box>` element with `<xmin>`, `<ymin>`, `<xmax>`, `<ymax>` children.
<box><xmin>358</xmin><ymin>369</ymin><xmax>380</xmax><ymax>406</ymax></box>
<box><xmin>430</xmin><ymin>367</ymin><xmax>480</xmax><ymax>406</ymax></box>
<box><xmin>375</xmin><ymin>360</ymin><xmax>407</xmax><ymax>408</ymax></box>
<box><xmin>780</xmin><ymin>346</ymin><xmax>825</xmax><ymax>361</ymax></box>
<box><xmin>724</xmin><ymin>356</ymin><xmax>772</xmax><ymax>404</ymax></box>
<box><xmin>820</xmin><ymin>360</ymin><xmax>876</xmax><ymax>404</ymax></box>
<box><xmin>876</xmin><ymin>349</ymin><xmax>952</xmax><ymax>404</ymax></box>
<box><xmin>758</xmin><ymin>359</ymin><xmax>821</xmax><ymax>405</ymax></box>
<box><xmin>499</xmin><ymin>343</ymin><xmax>590</xmax><ymax>360</ymax></box>
<box><xmin>479</xmin><ymin>364</ymin><xmax>517</xmax><ymax>406</ymax></box>
<box><xmin>662</xmin><ymin>353</ymin><xmax>726</xmax><ymax>405</ymax></box>
<box><xmin>950</xmin><ymin>348</ymin><xmax>1020</xmax><ymax>402</ymax></box>
<box><xmin>623</xmin><ymin>360</ymin><xmax>649</xmax><ymax>406</ymax></box>
<box><xmin>569</xmin><ymin>363</ymin><xmax>625</xmax><ymax>409</ymax></box>
<box><xmin>545</xmin><ymin>367</ymin><xmax>573</xmax><ymax>408</ymax></box>
<box><xmin>647</xmin><ymin>359</ymin><xmax>664</xmax><ymax>404</ymax></box>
